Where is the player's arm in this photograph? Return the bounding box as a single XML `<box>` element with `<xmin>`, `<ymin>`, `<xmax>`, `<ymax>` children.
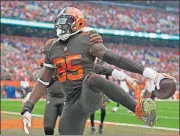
<box><xmin>89</xmin><ymin>31</ymin><xmax>176</xmax><ymax>88</ymax></box>
<box><xmin>21</xmin><ymin>38</ymin><xmax>56</xmax><ymax>115</ymax></box>
<box><xmin>94</xmin><ymin>64</ymin><xmax>130</xmax><ymax>81</ymax></box>
<box><xmin>94</xmin><ymin>64</ymin><xmax>113</xmax><ymax>76</ymax></box>
<box><xmin>21</xmin><ymin>56</ymin><xmax>54</xmax><ymax>115</ymax></box>
<box><xmin>91</xmin><ymin>43</ymin><xmax>144</xmax><ymax>75</ymax></box>
<box><xmin>94</xmin><ymin>64</ymin><xmax>138</xmax><ymax>88</ymax></box>
<box><xmin>21</xmin><ymin>54</ymin><xmax>54</xmax><ymax>135</ymax></box>
<box><xmin>21</xmin><ymin>39</ymin><xmax>56</xmax><ymax>136</ymax></box>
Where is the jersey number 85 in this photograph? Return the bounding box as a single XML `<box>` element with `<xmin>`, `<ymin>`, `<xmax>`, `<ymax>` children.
<box><xmin>53</xmin><ymin>54</ymin><xmax>83</xmax><ymax>82</ymax></box>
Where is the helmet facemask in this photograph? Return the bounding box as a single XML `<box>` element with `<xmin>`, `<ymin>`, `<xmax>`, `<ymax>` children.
<box><xmin>55</xmin><ymin>15</ymin><xmax>79</xmax><ymax>41</ymax></box>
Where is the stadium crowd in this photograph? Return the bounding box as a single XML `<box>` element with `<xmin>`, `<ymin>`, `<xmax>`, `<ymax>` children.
<box><xmin>1</xmin><ymin>1</ymin><xmax>179</xmax><ymax>34</ymax></box>
<box><xmin>1</xmin><ymin>35</ymin><xmax>46</xmax><ymax>82</ymax></box>
<box><xmin>1</xmin><ymin>35</ymin><xmax>179</xmax><ymax>93</ymax></box>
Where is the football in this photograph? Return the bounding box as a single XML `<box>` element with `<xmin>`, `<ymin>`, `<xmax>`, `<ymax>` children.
<box><xmin>155</xmin><ymin>78</ymin><xmax>176</xmax><ymax>99</ymax></box>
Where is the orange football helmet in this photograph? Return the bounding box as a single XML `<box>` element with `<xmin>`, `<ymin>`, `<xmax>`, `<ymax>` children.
<box><xmin>55</xmin><ymin>7</ymin><xmax>87</xmax><ymax>41</ymax></box>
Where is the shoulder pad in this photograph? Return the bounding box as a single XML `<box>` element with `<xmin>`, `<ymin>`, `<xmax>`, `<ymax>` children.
<box><xmin>80</xmin><ymin>27</ymin><xmax>103</xmax><ymax>44</ymax></box>
<box><xmin>89</xmin><ymin>30</ymin><xmax>103</xmax><ymax>44</ymax></box>
<box><xmin>43</xmin><ymin>38</ymin><xmax>57</xmax><ymax>54</ymax></box>
<box><xmin>45</xmin><ymin>38</ymin><xmax>57</xmax><ymax>47</ymax></box>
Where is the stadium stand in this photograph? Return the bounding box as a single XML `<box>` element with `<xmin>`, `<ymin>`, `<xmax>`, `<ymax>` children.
<box><xmin>1</xmin><ymin>35</ymin><xmax>179</xmax><ymax>82</ymax></box>
<box><xmin>1</xmin><ymin>1</ymin><xmax>179</xmax><ymax>34</ymax></box>
<box><xmin>1</xmin><ymin>1</ymin><xmax>179</xmax><ymax>99</ymax></box>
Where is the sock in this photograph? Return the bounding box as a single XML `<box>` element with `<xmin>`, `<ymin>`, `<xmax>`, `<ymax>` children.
<box><xmin>90</xmin><ymin>113</ymin><xmax>95</xmax><ymax>127</ymax></box>
<box><xmin>100</xmin><ymin>108</ymin><xmax>106</xmax><ymax>125</ymax></box>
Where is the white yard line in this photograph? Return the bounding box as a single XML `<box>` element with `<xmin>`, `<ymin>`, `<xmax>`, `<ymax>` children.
<box><xmin>95</xmin><ymin>110</ymin><xmax>179</xmax><ymax>120</ymax></box>
<box><xmin>1</xmin><ymin>111</ymin><xmax>179</xmax><ymax>132</ymax></box>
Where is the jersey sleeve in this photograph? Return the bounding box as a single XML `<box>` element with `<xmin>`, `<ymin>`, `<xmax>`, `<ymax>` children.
<box><xmin>94</xmin><ymin>64</ymin><xmax>113</xmax><ymax>76</ymax></box>
<box><xmin>82</xmin><ymin>28</ymin><xmax>107</xmax><ymax>59</ymax></box>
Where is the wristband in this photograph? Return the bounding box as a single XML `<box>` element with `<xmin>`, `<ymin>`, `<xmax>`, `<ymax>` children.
<box><xmin>112</xmin><ymin>69</ymin><xmax>126</xmax><ymax>80</ymax></box>
<box><xmin>21</xmin><ymin>101</ymin><xmax>34</xmax><ymax>115</ymax></box>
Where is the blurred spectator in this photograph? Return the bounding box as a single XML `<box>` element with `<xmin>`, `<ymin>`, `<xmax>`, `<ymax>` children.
<box><xmin>1</xmin><ymin>1</ymin><xmax>179</xmax><ymax>34</ymax></box>
<box><xmin>1</xmin><ymin>86</ymin><xmax>7</xmax><ymax>98</ymax></box>
<box><xmin>4</xmin><ymin>85</ymin><xmax>16</xmax><ymax>98</ymax></box>
<box><xmin>1</xmin><ymin>35</ymin><xmax>45</xmax><ymax>81</ymax></box>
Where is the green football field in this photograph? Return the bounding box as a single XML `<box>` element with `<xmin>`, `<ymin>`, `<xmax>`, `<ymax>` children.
<box><xmin>1</xmin><ymin>99</ymin><xmax>179</xmax><ymax>135</ymax></box>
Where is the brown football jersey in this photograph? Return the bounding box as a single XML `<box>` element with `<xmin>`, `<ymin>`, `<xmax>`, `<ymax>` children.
<box><xmin>44</xmin><ymin>28</ymin><xmax>103</xmax><ymax>101</ymax></box>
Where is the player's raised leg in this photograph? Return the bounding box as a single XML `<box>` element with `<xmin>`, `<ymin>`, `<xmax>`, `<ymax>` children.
<box><xmin>87</xmin><ymin>73</ymin><xmax>156</xmax><ymax>127</ymax></box>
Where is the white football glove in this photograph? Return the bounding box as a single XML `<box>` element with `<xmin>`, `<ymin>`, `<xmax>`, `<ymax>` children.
<box><xmin>22</xmin><ymin>111</ymin><xmax>31</xmax><ymax>135</ymax></box>
<box><xmin>112</xmin><ymin>69</ymin><xmax>138</xmax><ymax>89</ymax></box>
<box><xmin>143</xmin><ymin>67</ymin><xmax>176</xmax><ymax>90</ymax></box>
<box><xmin>112</xmin><ymin>69</ymin><xmax>126</xmax><ymax>81</ymax></box>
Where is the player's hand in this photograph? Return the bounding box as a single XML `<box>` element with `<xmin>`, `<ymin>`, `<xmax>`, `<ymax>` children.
<box><xmin>111</xmin><ymin>69</ymin><xmax>127</xmax><ymax>81</ymax></box>
<box><xmin>154</xmin><ymin>73</ymin><xmax>176</xmax><ymax>90</ymax></box>
<box><xmin>125</xmin><ymin>76</ymin><xmax>139</xmax><ymax>90</ymax></box>
<box><xmin>22</xmin><ymin>111</ymin><xmax>31</xmax><ymax>135</ymax></box>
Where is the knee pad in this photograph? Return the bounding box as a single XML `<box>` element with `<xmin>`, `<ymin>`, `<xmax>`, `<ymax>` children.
<box><xmin>44</xmin><ymin>126</ymin><xmax>54</xmax><ymax>135</ymax></box>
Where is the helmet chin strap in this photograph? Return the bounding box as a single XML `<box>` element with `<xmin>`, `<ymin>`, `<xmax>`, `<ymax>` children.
<box><xmin>57</xmin><ymin>34</ymin><xmax>71</xmax><ymax>41</ymax></box>
<box><xmin>56</xmin><ymin>28</ymin><xmax>84</xmax><ymax>41</ymax></box>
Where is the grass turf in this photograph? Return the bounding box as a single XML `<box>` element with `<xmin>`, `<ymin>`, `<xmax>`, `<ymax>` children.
<box><xmin>1</xmin><ymin>99</ymin><xmax>179</xmax><ymax>129</ymax></box>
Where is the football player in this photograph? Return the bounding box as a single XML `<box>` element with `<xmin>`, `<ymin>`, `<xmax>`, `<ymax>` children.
<box><xmin>21</xmin><ymin>7</ymin><xmax>176</xmax><ymax>135</ymax></box>
<box><xmin>23</xmin><ymin>58</ymin><xmax>137</xmax><ymax>135</ymax></box>
<box><xmin>41</xmin><ymin>61</ymin><xmax>64</xmax><ymax>135</ymax></box>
